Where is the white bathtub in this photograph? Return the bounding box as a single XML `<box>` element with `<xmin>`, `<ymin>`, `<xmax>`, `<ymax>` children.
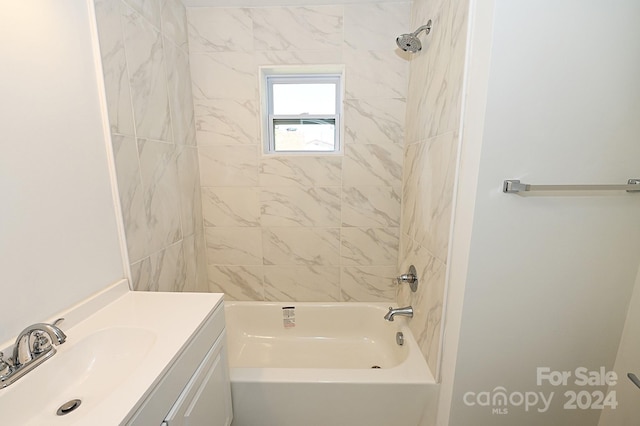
<box><xmin>225</xmin><ymin>302</ymin><xmax>436</xmax><ymax>426</ymax></box>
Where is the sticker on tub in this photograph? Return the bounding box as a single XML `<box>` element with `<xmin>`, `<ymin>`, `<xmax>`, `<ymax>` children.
<box><xmin>282</xmin><ymin>306</ymin><xmax>295</xmax><ymax>328</ymax></box>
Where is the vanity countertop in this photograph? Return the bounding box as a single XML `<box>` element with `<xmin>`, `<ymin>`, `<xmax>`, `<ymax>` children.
<box><xmin>0</xmin><ymin>280</ymin><xmax>224</xmax><ymax>425</ymax></box>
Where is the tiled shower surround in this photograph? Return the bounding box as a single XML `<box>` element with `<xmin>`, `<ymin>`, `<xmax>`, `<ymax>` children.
<box><xmin>398</xmin><ymin>0</ymin><xmax>469</xmax><ymax>375</ymax></box>
<box><xmin>94</xmin><ymin>0</ymin><xmax>468</xmax><ymax>377</ymax></box>
<box><xmin>94</xmin><ymin>0</ymin><xmax>208</xmax><ymax>292</ymax></box>
<box><xmin>188</xmin><ymin>4</ymin><xmax>411</xmax><ymax>302</ymax></box>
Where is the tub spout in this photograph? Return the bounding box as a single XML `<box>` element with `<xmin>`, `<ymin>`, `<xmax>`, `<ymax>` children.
<box><xmin>384</xmin><ymin>306</ymin><xmax>413</xmax><ymax>322</ymax></box>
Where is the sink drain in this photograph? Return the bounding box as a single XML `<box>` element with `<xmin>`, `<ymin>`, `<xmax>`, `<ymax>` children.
<box><xmin>56</xmin><ymin>399</ymin><xmax>82</xmax><ymax>416</ymax></box>
<box><xmin>371</xmin><ymin>365</ymin><xmax>381</xmax><ymax>369</ymax></box>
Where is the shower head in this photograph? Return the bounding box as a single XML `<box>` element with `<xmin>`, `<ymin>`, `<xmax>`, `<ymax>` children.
<box><xmin>396</xmin><ymin>33</ymin><xmax>423</xmax><ymax>53</ymax></box>
<box><xmin>396</xmin><ymin>20</ymin><xmax>432</xmax><ymax>53</ymax></box>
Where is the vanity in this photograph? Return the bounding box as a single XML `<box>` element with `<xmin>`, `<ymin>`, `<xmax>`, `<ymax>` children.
<box><xmin>0</xmin><ymin>281</ymin><xmax>232</xmax><ymax>425</ymax></box>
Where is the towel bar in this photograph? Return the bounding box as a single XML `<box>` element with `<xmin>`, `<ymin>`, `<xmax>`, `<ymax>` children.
<box><xmin>503</xmin><ymin>179</ymin><xmax>640</xmax><ymax>194</ymax></box>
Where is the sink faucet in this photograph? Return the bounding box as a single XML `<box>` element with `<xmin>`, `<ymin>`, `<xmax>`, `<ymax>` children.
<box><xmin>12</xmin><ymin>319</ymin><xmax>66</xmax><ymax>366</ymax></box>
<box><xmin>384</xmin><ymin>306</ymin><xmax>413</xmax><ymax>321</ymax></box>
<box><xmin>0</xmin><ymin>318</ymin><xmax>66</xmax><ymax>388</ymax></box>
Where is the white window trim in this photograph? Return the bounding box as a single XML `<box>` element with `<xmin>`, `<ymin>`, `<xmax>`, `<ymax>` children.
<box><xmin>262</xmin><ymin>72</ymin><xmax>343</xmax><ymax>155</ymax></box>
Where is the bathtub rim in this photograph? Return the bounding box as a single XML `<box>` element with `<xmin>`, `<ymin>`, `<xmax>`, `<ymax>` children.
<box><xmin>225</xmin><ymin>301</ymin><xmax>435</xmax><ymax>385</ymax></box>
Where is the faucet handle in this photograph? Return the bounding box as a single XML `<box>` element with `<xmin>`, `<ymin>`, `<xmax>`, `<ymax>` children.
<box><xmin>0</xmin><ymin>352</ymin><xmax>13</xmax><ymax>378</ymax></box>
<box><xmin>32</xmin><ymin>331</ymin><xmax>51</xmax><ymax>355</ymax></box>
<box><xmin>397</xmin><ymin>265</ymin><xmax>419</xmax><ymax>292</ymax></box>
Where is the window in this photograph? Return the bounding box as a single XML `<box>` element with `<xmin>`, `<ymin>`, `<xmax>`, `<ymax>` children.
<box><xmin>263</xmin><ymin>73</ymin><xmax>342</xmax><ymax>154</ymax></box>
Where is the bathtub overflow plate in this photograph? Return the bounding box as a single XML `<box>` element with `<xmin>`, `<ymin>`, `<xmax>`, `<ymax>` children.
<box><xmin>396</xmin><ymin>331</ymin><xmax>404</xmax><ymax>346</ymax></box>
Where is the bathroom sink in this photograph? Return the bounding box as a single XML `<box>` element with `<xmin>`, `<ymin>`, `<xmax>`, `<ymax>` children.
<box><xmin>0</xmin><ymin>282</ymin><xmax>225</xmax><ymax>425</ymax></box>
<box><xmin>0</xmin><ymin>327</ymin><xmax>156</xmax><ymax>425</ymax></box>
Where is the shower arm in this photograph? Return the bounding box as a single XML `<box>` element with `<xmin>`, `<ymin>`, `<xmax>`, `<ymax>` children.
<box><xmin>412</xmin><ymin>22</ymin><xmax>432</xmax><ymax>37</ymax></box>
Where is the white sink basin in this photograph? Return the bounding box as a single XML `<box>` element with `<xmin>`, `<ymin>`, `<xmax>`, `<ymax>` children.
<box><xmin>0</xmin><ymin>328</ymin><xmax>156</xmax><ymax>425</ymax></box>
<box><xmin>0</xmin><ymin>281</ymin><xmax>224</xmax><ymax>425</ymax></box>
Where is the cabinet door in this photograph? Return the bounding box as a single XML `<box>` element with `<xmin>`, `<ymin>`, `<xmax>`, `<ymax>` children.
<box><xmin>164</xmin><ymin>332</ymin><xmax>232</xmax><ymax>426</ymax></box>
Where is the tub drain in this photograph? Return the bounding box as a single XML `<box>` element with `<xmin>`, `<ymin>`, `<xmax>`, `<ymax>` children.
<box><xmin>371</xmin><ymin>365</ymin><xmax>381</xmax><ymax>369</ymax></box>
<box><xmin>56</xmin><ymin>399</ymin><xmax>82</xmax><ymax>416</ymax></box>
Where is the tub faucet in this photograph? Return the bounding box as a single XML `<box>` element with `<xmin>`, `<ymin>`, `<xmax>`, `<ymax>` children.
<box><xmin>384</xmin><ymin>306</ymin><xmax>413</xmax><ymax>321</ymax></box>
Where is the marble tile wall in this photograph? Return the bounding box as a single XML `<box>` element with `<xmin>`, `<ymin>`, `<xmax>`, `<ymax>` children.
<box><xmin>398</xmin><ymin>0</ymin><xmax>469</xmax><ymax>376</ymax></box>
<box><xmin>187</xmin><ymin>3</ymin><xmax>410</xmax><ymax>302</ymax></box>
<box><xmin>94</xmin><ymin>0</ymin><xmax>208</xmax><ymax>292</ymax></box>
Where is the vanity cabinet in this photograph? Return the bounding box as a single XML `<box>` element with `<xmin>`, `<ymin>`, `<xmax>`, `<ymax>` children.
<box><xmin>162</xmin><ymin>331</ymin><xmax>232</xmax><ymax>426</ymax></box>
<box><xmin>126</xmin><ymin>301</ymin><xmax>232</xmax><ymax>426</ymax></box>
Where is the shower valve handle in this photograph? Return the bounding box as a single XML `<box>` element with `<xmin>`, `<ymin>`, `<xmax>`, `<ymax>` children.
<box><xmin>397</xmin><ymin>265</ymin><xmax>418</xmax><ymax>292</ymax></box>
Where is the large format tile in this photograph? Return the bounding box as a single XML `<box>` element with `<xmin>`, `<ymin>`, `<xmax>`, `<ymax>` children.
<box><xmin>144</xmin><ymin>2</ymin><xmax>443</xmax><ymax>306</ymax></box>
<box><xmin>262</xmin><ymin>228</ymin><xmax>340</xmax><ymax>266</ymax></box>
<box><xmin>207</xmin><ymin>265</ymin><xmax>263</xmax><ymax>300</ymax></box>
<box><xmin>398</xmin><ymin>236</ymin><xmax>446</xmax><ymax>376</ymax></box>
<box><xmin>122</xmin><ymin>3</ymin><xmax>172</xmax><ymax>142</ymax></box>
<box><xmin>182</xmin><ymin>234</ymin><xmax>198</xmax><ymax>292</ymax></box>
<box><xmin>151</xmin><ymin>241</ymin><xmax>187</xmax><ymax>292</ymax></box>
<box><xmin>176</xmin><ymin>146</ymin><xmax>200</xmax><ymax>237</ymax></box>
<box><xmin>194</xmin><ymin>99</ymin><xmax>259</xmax><ymax>145</ymax></box>
<box><xmin>123</xmin><ymin>0</ymin><xmax>161</xmax><ymax>29</ymax></box>
<box><xmin>111</xmin><ymin>135</ymin><xmax>149</xmax><ymax>262</ymax></box>
<box><xmin>260</xmin><ymin>186</ymin><xmax>341</xmax><ymax>227</ymax></box>
<box><xmin>94</xmin><ymin>0</ymin><xmax>135</xmax><ymax>136</ymax></box>
<box><xmin>190</xmin><ymin>52</ymin><xmax>257</xmax><ymax>100</ymax></box>
<box><xmin>405</xmin><ymin>0</ymin><xmax>468</xmax><ymax>142</ymax></box>
<box><xmin>198</xmin><ymin>145</ymin><xmax>259</xmax><ymax>187</ymax></box>
<box><xmin>344</xmin><ymin>48</ymin><xmax>408</xmax><ymax>99</ymax></box>
<box><xmin>254</xmin><ymin>50</ymin><xmax>343</xmax><ymax>66</ymax></box>
<box><xmin>164</xmin><ymin>39</ymin><xmax>197</xmax><ymax>146</ymax></box>
<box><xmin>342</xmin><ymin>143</ymin><xmax>403</xmax><ymax>187</ymax></box>
<box><xmin>402</xmin><ymin>132</ymin><xmax>457</xmax><ymax>262</ymax></box>
<box><xmin>188</xmin><ymin>7</ymin><xmax>253</xmax><ymax>53</ymax></box>
<box><xmin>195</xmin><ymin>232</ymin><xmax>209</xmax><ymax>291</ymax></box>
<box><xmin>160</xmin><ymin>0</ymin><xmax>188</xmax><ymax>51</ymax></box>
<box><xmin>259</xmin><ymin>156</ymin><xmax>342</xmax><ymax>187</ymax></box>
<box><xmin>205</xmin><ymin>227</ymin><xmax>263</xmax><ymax>265</ymax></box>
<box><xmin>138</xmin><ymin>139</ymin><xmax>182</xmax><ymax>253</ymax></box>
<box><xmin>201</xmin><ymin>187</ymin><xmax>260</xmax><ymax>227</ymax></box>
<box><xmin>343</xmin><ymin>2</ymin><xmax>410</xmax><ymax>51</ymax></box>
<box><xmin>130</xmin><ymin>256</ymin><xmax>151</xmax><ymax>291</ymax></box>
<box><xmin>401</xmin><ymin>142</ymin><xmax>420</xmax><ymax>239</ymax></box>
<box><xmin>131</xmin><ymin>241</ymin><xmax>186</xmax><ymax>292</ymax></box>
<box><xmin>344</xmin><ymin>98</ymin><xmax>405</xmax><ymax>146</ymax></box>
<box><xmin>251</xmin><ymin>6</ymin><xmax>343</xmax><ymax>51</ymax></box>
<box><xmin>340</xmin><ymin>266</ymin><xmax>396</xmax><ymax>302</ymax></box>
<box><xmin>342</xmin><ymin>186</ymin><xmax>401</xmax><ymax>228</ymax></box>
<box><xmin>341</xmin><ymin>227</ymin><xmax>399</xmax><ymax>266</ymax></box>
<box><xmin>264</xmin><ymin>266</ymin><xmax>340</xmax><ymax>302</ymax></box>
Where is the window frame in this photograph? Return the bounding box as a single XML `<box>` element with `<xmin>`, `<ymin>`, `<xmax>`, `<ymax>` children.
<box><xmin>264</xmin><ymin>73</ymin><xmax>342</xmax><ymax>155</ymax></box>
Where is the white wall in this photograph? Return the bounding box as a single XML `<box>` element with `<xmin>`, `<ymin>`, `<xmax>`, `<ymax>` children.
<box><xmin>439</xmin><ymin>1</ymin><xmax>640</xmax><ymax>425</ymax></box>
<box><xmin>0</xmin><ymin>1</ymin><xmax>125</xmax><ymax>343</ymax></box>
<box><xmin>599</xmin><ymin>265</ymin><xmax>640</xmax><ymax>426</ymax></box>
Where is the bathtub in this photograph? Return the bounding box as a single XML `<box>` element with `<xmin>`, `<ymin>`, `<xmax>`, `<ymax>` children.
<box><xmin>225</xmin><ymin>302</ymin><xmax>437</xmax><ymax>426</ymax></box>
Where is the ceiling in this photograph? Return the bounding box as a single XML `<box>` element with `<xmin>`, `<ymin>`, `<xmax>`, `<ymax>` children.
<box><xmin>182</xmin><ymin>0</ymin><xmax>406</xmax><ymax>7</ymax></box>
